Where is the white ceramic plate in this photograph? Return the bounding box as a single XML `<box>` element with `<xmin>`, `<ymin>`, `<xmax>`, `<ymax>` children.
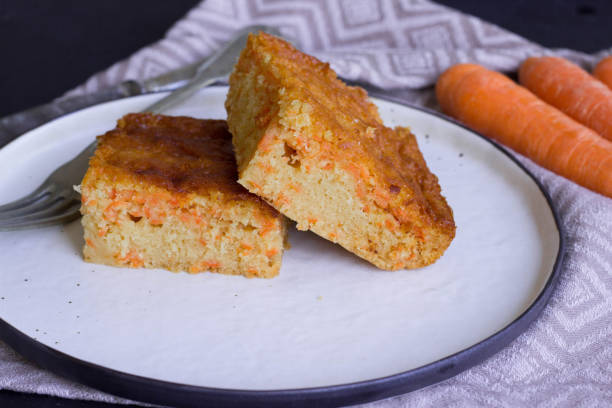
<box><xmin>0</xmin><ymin>87</ymin><xmax>562</xmax><ymax>407</ymax></box>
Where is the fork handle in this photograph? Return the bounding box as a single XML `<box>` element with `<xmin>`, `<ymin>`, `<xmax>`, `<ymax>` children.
<box><xmin>143</xmin><ymin>75</ymin><xmax>221</xmax><ymax>114</ymax></box>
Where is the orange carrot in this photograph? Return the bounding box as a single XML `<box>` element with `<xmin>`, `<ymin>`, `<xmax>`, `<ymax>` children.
<box><xmin>593</xmin><ymin>56</ymin><xmax>612</xmax><ymax>90</ymax></box>
<box><xmin>436</xmin><ymin>63</ymin><xmax>612</xmax><ymax>198</ymax></box>
<box><xmin>518</xmin><ymin>56</ymin><xmax>612</xmax><ymax>142</ymax></box>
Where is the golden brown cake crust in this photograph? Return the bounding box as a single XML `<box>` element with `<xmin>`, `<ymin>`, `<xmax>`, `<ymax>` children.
<box><xmin>230</xmin><ymin>33</ymin><xmax>454</xmax><ymax>237</ymax></box>
<box><xmin>93</xmin><ymin>113</ymin><xmax>274</xmax><ymax>215</ymax></box>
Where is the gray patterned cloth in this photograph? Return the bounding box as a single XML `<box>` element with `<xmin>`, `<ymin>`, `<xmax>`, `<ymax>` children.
<box><xmin>2</xmin><ymin>0</ymin><xmax>611</xmax><ymax>406</ymax></box>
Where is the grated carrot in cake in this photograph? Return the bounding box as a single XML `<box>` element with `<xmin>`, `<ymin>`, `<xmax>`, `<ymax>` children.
<box><xmin>80</xmin><ymin>113</ymin><xmax>286</xmax><ymax>278</ymax></box>
<box><xmin>225</xmin><ymin>33</ymin><xmax>455</xmax><ymax>270</ymax></box>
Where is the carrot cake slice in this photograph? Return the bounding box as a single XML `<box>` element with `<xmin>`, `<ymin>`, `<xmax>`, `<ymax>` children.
<box><xmin>80</xmin><ymin>113</ymin><xmax>286</xmax><ymax>278</ymax></box>
<box><xmin>225</xmin><ymin>32</ymin><xmax>455</xmax><ymax>270</ymax></box>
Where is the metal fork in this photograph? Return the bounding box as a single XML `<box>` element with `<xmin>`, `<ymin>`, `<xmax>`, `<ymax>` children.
<box><xmin>0</xmin><ymin>25</ymin><xmax>282</xmax><ymax>231</ymax></box>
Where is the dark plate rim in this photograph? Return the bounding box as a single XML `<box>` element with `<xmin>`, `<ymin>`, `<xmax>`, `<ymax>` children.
<box><xmin>0</xmin><ymin>88</ymin><xmax>565</xmax><ymax>408</ymax></box>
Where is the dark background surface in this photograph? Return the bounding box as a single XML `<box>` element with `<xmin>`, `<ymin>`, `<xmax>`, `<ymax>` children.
<box><xmin>0</xmin><ymin>0</ymin><xmax>611</xmax><ymax>407</ymax></box>
<box><xmin>2</xmin><ymin>0</ymin><xmax>612</xmax><ymax>117</ymax></box>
